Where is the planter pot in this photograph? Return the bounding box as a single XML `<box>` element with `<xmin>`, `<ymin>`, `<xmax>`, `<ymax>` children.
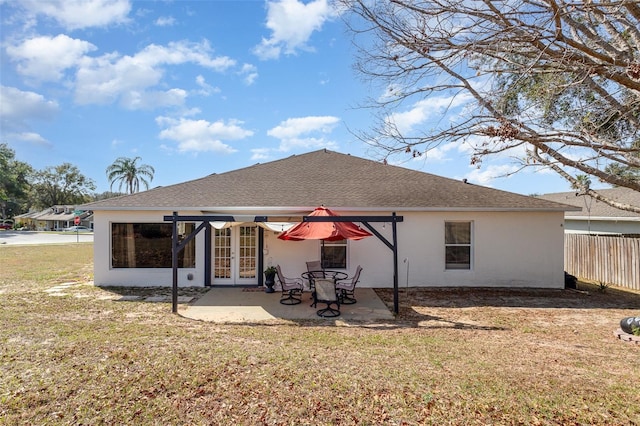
<box><xmin>264</xmin><ymin>272</ymin><xmax>276</xmax><ymax>293</ymax></box>
<box><xmin>621</xmin><ymin>317</ymin><xmax>640</xmax><ymax>335</ymax></box>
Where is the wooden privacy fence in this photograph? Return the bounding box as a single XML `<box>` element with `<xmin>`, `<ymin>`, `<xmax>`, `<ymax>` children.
<box><xmin>565</xmin><ymin>234</ymin><xmax>640</xmax><ymax>291</ymax></box>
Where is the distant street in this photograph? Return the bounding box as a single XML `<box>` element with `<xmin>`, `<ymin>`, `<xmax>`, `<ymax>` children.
<box><xmin>0</xmin><ymin>231</ymin><xmax>94</xmax><ymax>245</ymax></box>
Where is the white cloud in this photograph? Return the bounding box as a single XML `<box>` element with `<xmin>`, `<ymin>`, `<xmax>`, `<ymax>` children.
<box><xmin>181</xmin><ymin>107</ymin><xmax>203</xmax><ymax>117</ymax></box>
<box><xmin>253</xmin><ymin>0</ymin><xmax>338</xmax><ymax>60</ymax></box>
<box><xmin>386</xmin><ymin>93</ymin><xmax>474</xmax><ymax>134</ymax></box>
<box><xmin>16</xmin><ymin>0</ymin><xmax>131</xmax><ymax>30</ymax></box>
<box><xmin>251</xmin><ymin>148</ymin><xmax>271</xmax><ymax>161</ymax></box>
<box><xmin>0</xmin><ymin>85</ymin><xmax>58</xmax><ymax>132</ymax></box>
<box><xmin>135</xmin><ymin>40</ymin><xmax>235</xmax><ymax>71</ymax></box>
<box><xmin>0</xmin><ymin>86</ymin><xmax>59</xmax><ymax>122</ymax></box>
<box><xmin>6</xmin><ymin>37</ymin><xmax>230</xmax><ymax>109</ymax></box>
<box><xmin>74</xmin><ymin>40</ymin><xmax>235</xmax><ymax>108</ymax></box>
<box><xmin>156</xmin><ymin>116</ymin><xmax>254</xmax><ymax>153</ymax></box>
<box><xmin>194</xmin><ymin>75</ymin><xmax>220</xmax><ymax>96</ymax></box>
<box><xmin>318</xmin><ymin>72</ymin><xmax>329</xmax><ymax>85</ymax></box>
<box><xmin>464</xmin><ymin>164</ymin><xmax>522</xmax><ymax>186</ymax></box>
<box><xmin>240</xmin><ymin>64</ymin><xmax>258</xmax><ymax>86</ymax></box>
<box><xmin>267</xmin><ymin>115</ymin><xmax>340</xmax><ymax>151</ymax></box>
<box><xmin>74</xmin><ymin>52</ymin><xmax>161</xmax><ymax>105</ymax></box>
<box><xmin>155</xmin><ymin>16</ymin><xmax>176</xmax><ymax>27</ymax></box>
<box><xmin>6</xmin><ymin>34</ymin><xmax>97</xmax><ymax>82</ymax></box>
<box><xmin>0</xmin><ymin>86</ymin><xmax>57</xmax><ymax>147</ymax></box>
<box><xmin>268</xmin><ymin>115</ymin><xmax>339</xmax><ymax>139</ymax></box>
<box><xmin>408</xmin><ymin>141</ymin><xmax>460</xmax><ymax>164</ymax></box>
<box><xmin>111</xmin><ymin>139</ymin><xmax>124</xmax><ymax>148</ymax></box>
<box><xmin>10</xmin><ymin>131</ymin><xmax>52</xmax><ymax>147</ymax></box>
<box><xmin>253</xmin><ymin>43</ymin><xmax>281</xmax><ymax>61</ymax></box>
<box><xmin>120</xmin><ymin>88</ymin><xmax>188</xmax><ymax>110</ymax></box>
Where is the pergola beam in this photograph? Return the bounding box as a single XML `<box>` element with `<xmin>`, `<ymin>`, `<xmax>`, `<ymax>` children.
<box><xmin>164</xmin><ymin>213</ymin><xmax>235</xmax><ymax>313</ymax></box>
<box><xmin>303</xmin><ymin>215</ymin><xmax>403</xmax><ymax>223</ymax></box>
<box><xmin>165</xmin><ymin>212</ymin><xmax>404</xmax><ymax>315</ymax></box>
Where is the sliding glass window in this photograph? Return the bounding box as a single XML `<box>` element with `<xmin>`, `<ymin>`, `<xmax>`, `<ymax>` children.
<box><xmin>111</xmin><ymin>223</ymin><xmax>196</xmax><ymax>268</ymax></box>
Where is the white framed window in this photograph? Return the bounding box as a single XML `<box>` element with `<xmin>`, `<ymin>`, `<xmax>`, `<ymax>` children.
<box><xmin>444</xmin><ymin>221</ymin><xmax>472</xmax><ymax>270</ymax></box>
<box><xmin>321</xmin><ymin>239</ymin><xmax>347</xmax><ymax>269</ymax></box>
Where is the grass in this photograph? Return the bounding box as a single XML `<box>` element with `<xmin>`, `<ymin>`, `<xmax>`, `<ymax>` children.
<box><xmin>1</xmin><ymin>244</ymin><xmax>640</xmax><ymax>425</ymax></box>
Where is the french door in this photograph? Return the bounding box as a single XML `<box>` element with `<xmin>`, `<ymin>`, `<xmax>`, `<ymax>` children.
<box><xmin>213</xmin><ymin>225</ymin><xmax>258</xmax><ymax>285</ymax></box>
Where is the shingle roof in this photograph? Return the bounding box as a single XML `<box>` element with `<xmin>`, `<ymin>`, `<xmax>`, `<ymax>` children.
<box><xmin>15</xmin><ymin>205</ymin><xmax>78</xmax><ymax>221</ymax></box>
<box><xmin>537</xmin><ymin>187</ymin><xmax>640</xmax><ymax>219</ymax></box>
<box><xmin>82</xmin><ymin>149</ymin><xmax>577</xmax><ymax>212</ymax></box>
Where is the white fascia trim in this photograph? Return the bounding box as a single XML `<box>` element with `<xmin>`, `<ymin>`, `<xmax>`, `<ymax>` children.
<box><xmin>566</xmin><ymin>216</ymin><xmax>640</xmax><ymax>222</ymax></box>
<box><xmin>89</xmin><ymin>205</ymin><xmax>577</xmax><ymax>213</ymax></box>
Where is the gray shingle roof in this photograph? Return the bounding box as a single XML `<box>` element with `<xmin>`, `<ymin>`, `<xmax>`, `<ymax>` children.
<box><xmin>537</xmin><ymin>187</ymin><xmax>640</xmax><ymax>218</ymax></box>
<box><xmin>82</xmin><ymin>149</ymin><xmax>577</xmax><ymax>212</ymax></box>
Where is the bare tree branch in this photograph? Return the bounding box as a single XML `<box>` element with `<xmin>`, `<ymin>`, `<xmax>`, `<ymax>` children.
<box><xmin>340</xmin><ymin>0</ymin><xmax>640</xmax><ymax>212</ymax></box>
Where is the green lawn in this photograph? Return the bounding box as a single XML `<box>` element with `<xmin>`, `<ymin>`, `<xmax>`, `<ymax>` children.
<box><xmin>1</xmin><ymin>244</ymin><xmax>639</xmax><ymax>425</ymax></box>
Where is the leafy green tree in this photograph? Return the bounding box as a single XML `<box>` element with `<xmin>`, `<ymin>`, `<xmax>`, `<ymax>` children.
<box><xmin>0</xmin><ymin>143</ymin><xmax>33</xmax><ymax>218</ymax></box>
<box><xmin>91</xmin><ymin>191</ymin><xmax>126</xmax><ymax>201</ymax></box>
<box><xmin>342</xmin><ymin>0</ymin><xmax>640</xmax><ymax>212</ymax></box>
<box><xmin>30</xmin><ymin>163</ymin><xmax>96</xmax><ymax>209</ymax></box>
<box><xmin>571</xmin><ymin>175</ymin><xmax>592</xmax><ymax>194</ymax></box>
<box><xmin>106</xmin><ymin>156</ymin><xmax>155</xmax><ymax>194</ymax></box>
<box><xmin>604</xmin><ymin>141</ymin><xmax>640</xmax><ymax>185</ymax></box>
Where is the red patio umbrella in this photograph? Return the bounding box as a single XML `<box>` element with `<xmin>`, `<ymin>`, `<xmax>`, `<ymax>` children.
<box><xmin>277</xmin><ymin>207</ymin><xmax>372</xmax><ymax>241</ymax></box>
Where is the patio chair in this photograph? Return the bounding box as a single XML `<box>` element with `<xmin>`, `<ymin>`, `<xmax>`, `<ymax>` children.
<box><xmin>305</xmin><ymin>260</ymin><xmax>324</xmax><ymax>291</ymax></box>
<box><xmin>313</xmin><ymin>278</ymin><xmax>340</xmax><ymax>317</ymax></box>
<box><xmin>306</xmin><ymin>260</ymin><xmax>324</xmax><ymax>277</ymax></box>
<box><xmin>335</xmin><ymin>265</ymin><xmax>362</xmax><ymax>305</ymax></box>
<box><xmin>275</xmin><ymin>265</ymin><xmax>304</xmax><ymax>305</ymax></box>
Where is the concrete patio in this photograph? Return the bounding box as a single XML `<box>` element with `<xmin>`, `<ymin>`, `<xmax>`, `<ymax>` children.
<box><xmin>179</xmin><ymin>287</ymin><xmax>395</xmax><ymax>323</ymax></box>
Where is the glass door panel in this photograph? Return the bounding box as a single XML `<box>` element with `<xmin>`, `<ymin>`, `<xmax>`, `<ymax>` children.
<box><xmin>212</xmin><ymin>225</ymin><xmax>257</xmax><ymax>285</ymax></box>
<box><xmin>214</xmin><ymin>228</ymin><xmax>231</xmax><ymax>281</ymax></box>
<box><xmin>237</xmin><ymin>225</ymin><xmax>257</xmax><ymax>284</ymax></box>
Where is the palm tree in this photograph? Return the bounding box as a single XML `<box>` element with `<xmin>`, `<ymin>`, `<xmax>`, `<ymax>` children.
<box><xmin>570</xmin><ymin>174</ymin><xmax>592</xmax><ymax>195</ymax></box>
<box><xmin>106</xmin><ymin>157</ymin><xmax>155</xmax><ymax>194</ymax></box>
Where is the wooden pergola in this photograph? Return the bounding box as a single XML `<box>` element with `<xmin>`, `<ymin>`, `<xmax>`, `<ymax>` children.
<box><xmin>164</xmin><ymin>212</ymin><xmax>404</xmax><ymax>315</ymax></box>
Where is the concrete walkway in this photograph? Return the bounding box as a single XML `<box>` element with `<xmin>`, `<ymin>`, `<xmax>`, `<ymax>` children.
<box><xmin>179</xmin><ymin>287</ymin><xmax>395</xmax><ymax>323</ymax></box>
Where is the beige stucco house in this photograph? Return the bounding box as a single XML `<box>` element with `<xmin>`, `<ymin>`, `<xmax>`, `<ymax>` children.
<box><xmin>15</xmin><ymin>205</ymin><xmax>93</xmax><ymax>231</ymax></box>
<box><xmin>81</xmin><ymin>149</ymin><xmax>577</xmax><ymax>290</ymax></box>
<box><xmin>537</xmin><ymin>188</ymin><xmax>640</xmax><ymax>236</ymax></box>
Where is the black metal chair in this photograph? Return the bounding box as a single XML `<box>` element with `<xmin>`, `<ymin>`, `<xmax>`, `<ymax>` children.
<box><xmin>275</xmin><ymin>265</ymin><xmax>303</xmax><ymax>305</ymax></box>
<box><xmin>305</xmin><ymin>260</ymin><xmax>324</xmax><ymax>291</ymax></box>
<box><xmin>336</xmin><ymin>265</ymin><xmax>362</xmax><ymax>305</ymax></box>
<box><xmin>313</xmin><ymin>278</ymin><xmax>340</xmax><ymax>317</ymax></box>
<box><xmin>306</xmin><ymin>260</ymin><xmax>322</xmax><ymax>275</ymax></box>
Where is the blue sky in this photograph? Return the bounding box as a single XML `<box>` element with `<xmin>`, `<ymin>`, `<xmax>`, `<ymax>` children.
<box><xmin>1</xmin><ymin>0</ymin><xmax>578</xmax><ymax>196</ymax></box>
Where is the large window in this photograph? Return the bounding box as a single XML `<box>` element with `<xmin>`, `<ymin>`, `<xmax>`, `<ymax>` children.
<box><xmin>445</xmin><ymin>221</ymin><xmax>472</xmax><ymax>270</ymax></box>
<box><xmin>111</xmin><ymin>223</ymin><xmax>196</xmax><ymax>268</ymax></box>
<box><xmin>321</xmin><ymin>239</ymin><xmax>347</xmax><ymax>269</ymax></box>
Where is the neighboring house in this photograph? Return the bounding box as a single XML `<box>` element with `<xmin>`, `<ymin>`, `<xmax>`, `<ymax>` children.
<box><xmin>537</xmin><ymin>188</ymin><xmax>640</xmax><ymax>236</ymax></box>
<box><xmin>81</xmin><ymin>149</ymin><xmax>577</xmax><ymax>289</ymax></box>
<box><xmin>15</xmin><ymin>206</ymin><xmax>93</xmax><ymax>231</ymax></box>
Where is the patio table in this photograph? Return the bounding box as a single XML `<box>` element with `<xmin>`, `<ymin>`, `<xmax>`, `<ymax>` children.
<box><xmin>301</xmin><ymin>270</ymin><xmax>348</xmax><ymax>289</ymax></box>
<box><xmin>301</xmin><ymin>270</ymin><xmax>348</xmax><ymax>307</ymax></box>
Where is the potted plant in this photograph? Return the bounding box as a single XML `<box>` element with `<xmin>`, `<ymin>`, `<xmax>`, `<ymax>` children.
<box><xmin>264</xmin><ymin>266</ymin><xmax>277</xmax><ymax>293</ymax></box>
